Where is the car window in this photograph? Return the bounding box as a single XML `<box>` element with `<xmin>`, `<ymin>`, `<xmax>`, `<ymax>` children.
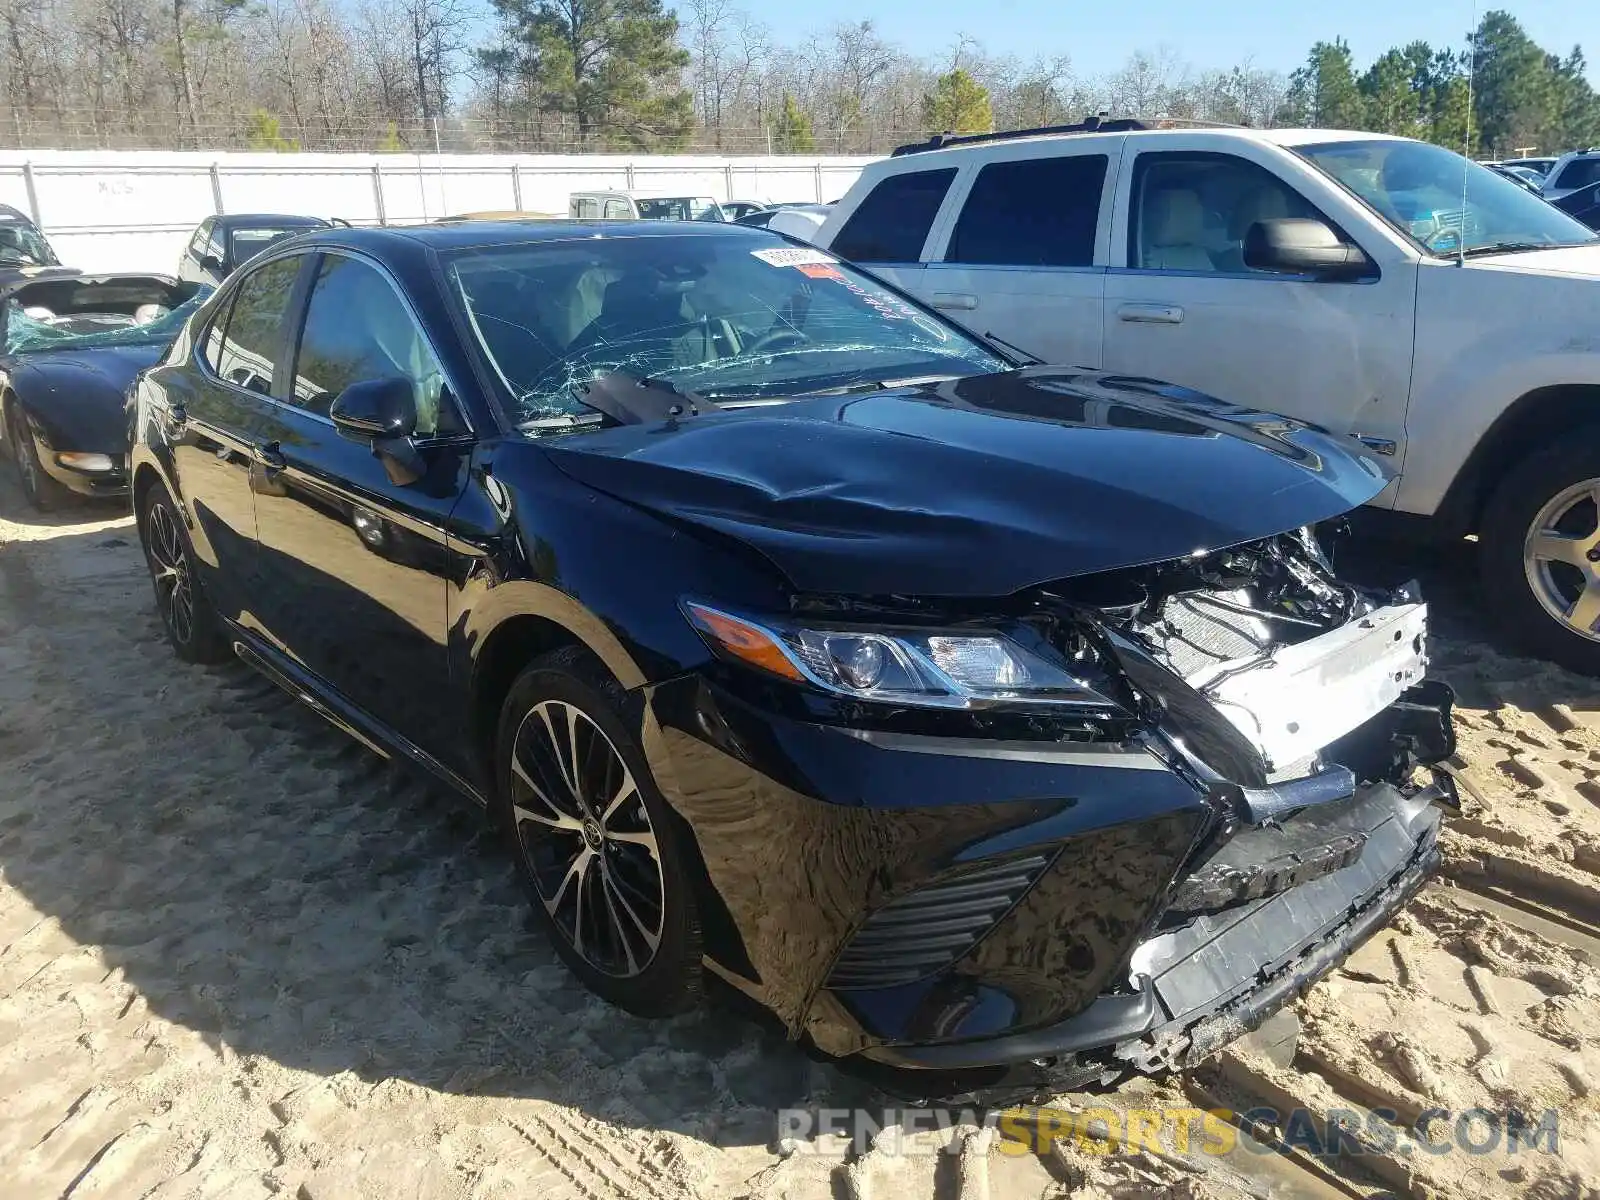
<box><xmin>188</xmin><ymin>220</ymin><xmax>213</xmax><ymax>260</ymax></box>
<box><xmin>447</xmin><ymin>235</ymin><xmax>1007</xmax><ymax>424</ymax></box>
<box><xmin>1554</xmin><ymin>158</ymin><xmax>1600</xmax><ymax>192</ymax></box>
<box><xmin>603</xmin><ymin>200</ymin><xmax>631</xmax><ymax>219</ymax></box>
<box><xmin>214</xmin><ymin>255</ymin><xmax>302</xmax><ymax>394</ymax></box>
<box><xmin>228</xmin><ymin>226</ymin><xmax>312</xmax><ymax>267</ymax></box>
<box><xmin>1299</xmin><ymin>139</ymin><xmax>1593</xmax><ymax>256</ymax></box>
<box><xmin>572</xmin><ymin>198</ymin><xmax>601</xmax><ymax>219</ymax></box>
<box><xmin>201</xmin><ymin>294</ymin><xmax>234</xmax><ymax>374</ymax></box>
<box><xmin>1131</xmin><ymin>153</ymin><xmax>1329</xmax><ymax>274</ymax></box>
<box><xmin>946</xmin><ymin>155</ymin><xmax>1107</xmax><ymax>267</ymax></box>
<box><xmin>289</xmin><ymin>254</ymin><xmax>458</xmax><ymax>435</ymax></box>
<box><xmin>831</xmin><ymin>168</ymin><xmax>958</xmax><ymax>264</ymax></box>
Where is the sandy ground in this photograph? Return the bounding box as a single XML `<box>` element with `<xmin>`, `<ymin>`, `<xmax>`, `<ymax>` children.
<box><xmin>2</xmin><ymin>477</ymin><xmax>1598</xmax><ymax>1200</ymax></box>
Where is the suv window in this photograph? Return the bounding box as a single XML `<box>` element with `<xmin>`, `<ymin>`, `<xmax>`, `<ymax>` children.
<box><xmin>214</xmin><ymin>255</ymin><xmax>301</xmax><ymax>394</ymax></box>
<box><xmin>603</xmin><ymin>199</ymin><xmax>631</xmax><ymax>219</ymax></box>
<box><xmin>188</xmin><ymin>219</ymin><xmax>213</xmax><ymax>261</ymax></box>
<box><xmin>947</xmin><ymin>155</ymin><xmax>1108</xmax><ymax>267</ymax></box>
<box><xmin>831</xmin><ymin>168</ymin><xmax>957</xmax><ymax>264</ymax></box>
<box><xmin>1554</xmin><ymin>157</ymin><xmax>1600</xmax><ymax>192</ymax></box>
<box><xmin>1131</xmin><ymin>153</ymin><xmax>1328</xmax><ymax>274</ymax></box>
<box><xmin>289</xmin><ymin>254</ymin><xmax>458</xmax><ymax>434</ymax></box>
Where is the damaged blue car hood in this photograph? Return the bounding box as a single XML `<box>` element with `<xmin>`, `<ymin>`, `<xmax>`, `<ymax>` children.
<box><xmin>538</xmin><ymin>368</ymin><xmax>1390</xmax><ymax>597</ymax></box>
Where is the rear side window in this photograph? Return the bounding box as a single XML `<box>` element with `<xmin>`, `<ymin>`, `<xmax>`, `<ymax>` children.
<box><xmin>946</xmin><ymin>155</ymin><xmax>1108</xmax><ymax>267</ymax></box>
<box><xmin>1554</xmin><ymin>158</ymin><xmax>1600</xmax><ymax>191</ymax></box>
<box><xmin>831</xmin><ymin>168</ymin><xmax>957</xmax><ymax>263</ymax></box>
<box><xmin>213</xmin><ymin>255</ymin><xmax>302</xmax><ymax>395</ymax></box>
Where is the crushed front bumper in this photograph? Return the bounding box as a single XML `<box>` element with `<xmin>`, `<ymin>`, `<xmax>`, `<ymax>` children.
<box><xmin>858</xmin><ymin>775</ymin><xmax>1444</xmax><ymax>1094</ymax></box>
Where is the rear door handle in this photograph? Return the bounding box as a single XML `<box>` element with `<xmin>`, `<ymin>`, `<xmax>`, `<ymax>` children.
<box><xmin>252</xmin><ymin>440</ymin><xmax>286</xmax><ymax>471</ymax></box>
<box><xmin>931</xmin><ymin>292</ymin><xmax>978</xmax><ymax>311</ymax></box>
<box><xmin>1116</xmin><ymin>303</ymin><xmax>1185</xmax><ymax>325</ymax></box>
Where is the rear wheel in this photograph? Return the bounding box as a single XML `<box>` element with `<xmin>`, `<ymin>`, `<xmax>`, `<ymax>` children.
<box><xmin>1480</xmin><ymin>437</ymin><xmax>1600</xmax><ymax>674</ymax></box>
<box><xmin>5</xmin><ymin>403</ymin><xmax>75</xmax><ymax>511</ymax></box>
<box><xmin>140</xmin><ymin>482</ymin><xmax>231</xmax><ymax>664</ymax></box>
<box><xmin>494</xmin><ymin>648</ymin><xmax>704</xmax><ymax>1016</ymax></box>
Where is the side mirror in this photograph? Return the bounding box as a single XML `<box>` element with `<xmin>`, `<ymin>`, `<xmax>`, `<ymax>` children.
<box><xmin>199</xmin><ymin>254</ymin><xmax>223</xmax><ymax>275</ymax></box>
<box><xmin>330</xmin><ymin>377</ymin><xmax>418</xmax><ymax>439</ymax></box>
<box><xmin>330</xmin><ymin>377</ymin><xmax>424</xmax><ymax>485</ymax></box>
<box><xmin>1244</xmin><ymin>218</ymin><xmax>1372</xmax><ymax>280</ymax></box>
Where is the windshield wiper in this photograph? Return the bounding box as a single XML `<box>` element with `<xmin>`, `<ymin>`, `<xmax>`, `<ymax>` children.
<box><xmin>573</xmin><ymin>371</ymin><xmax>717</xmax><ymax>425</ymax></box>
<box><xmin>1457</xmin><ymin>240</ymin><xmax>1564</xmax><ymax>259</ymax></box>
<box><xmin>982</xmin><ymin>330</ymin><xmax>1042</xmax><ymax>365</ymax></box>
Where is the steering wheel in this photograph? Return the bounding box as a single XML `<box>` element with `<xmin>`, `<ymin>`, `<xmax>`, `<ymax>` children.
<box><xmin>742</xmin><ymin>328</ymin><xmax>808</xmax><ymax>357</ymax></box>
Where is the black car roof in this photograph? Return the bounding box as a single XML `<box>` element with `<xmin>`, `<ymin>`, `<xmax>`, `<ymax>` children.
<box><xmin>0</xmin><ymin>203</ymin><xmax>37</xmax><ymax>226</ymax></box>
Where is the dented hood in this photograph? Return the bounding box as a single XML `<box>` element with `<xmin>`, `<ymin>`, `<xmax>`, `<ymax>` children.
<box><xmin>539</xmin><ymin>368</ymin><xmax>1390</xmax><ymax>597</ymax></box>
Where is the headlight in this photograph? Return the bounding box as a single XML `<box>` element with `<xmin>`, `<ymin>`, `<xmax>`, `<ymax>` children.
<box><xmin>54</xmin><ymin>452</ymin><xmax>115</xmax><ymax>472</ymax></box>
<box><xmin>683</xmin><ymin>601</ymin><xmax>1119</xmax><ymax>710</ymax></box>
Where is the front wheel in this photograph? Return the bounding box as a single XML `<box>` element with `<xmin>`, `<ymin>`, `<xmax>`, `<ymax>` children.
<box><xmin>493</xmin><ymin>647</ymin><xmax>704</xmax><ymax>1017</ymax></box>
<box><xmin>1480</xmin><ymin>438</ymin><xmax>1600</xmax><ymax>674</ymax></box>
<box><xmin>140</xmin><ymin>482</ymin><xmax>231</xmax><ymax>664</ymax></box>
<box><xmin>6</xmin><ymin>404</ymin><xmax>75</xmax><ymax>511</ymax></box>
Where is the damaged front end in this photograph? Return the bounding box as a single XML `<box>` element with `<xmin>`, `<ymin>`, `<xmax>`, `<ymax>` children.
<box><xmin>806</xmin><ymin>523</ymin><xmax>1455</xmax><ymax>1099</ymax></box>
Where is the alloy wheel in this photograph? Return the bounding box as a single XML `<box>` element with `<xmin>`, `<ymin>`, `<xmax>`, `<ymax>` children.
<box><xmin>509</xmin><ymin>699</ymin><xmax>665</xmax><ymax>978</ymax></box>
<box><xmin>1524</xmin><ymin>477</ymin><xmax>1600</xmax><ymax>643</ymax></box>
<box><xmin>147</xmin><ymin>500</ymin><xmax>195</xmax><ymax>646</ymax></box>
<box><xmin>12</xmin><ymin>423</ymin><xmax>38</xmax><ymax>497</ymax></box>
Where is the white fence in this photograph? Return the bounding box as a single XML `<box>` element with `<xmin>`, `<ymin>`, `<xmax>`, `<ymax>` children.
<box><xmin>0</xmin><ymin>150</ymin><xmax>877</xmax><ymax>275</ymax></box>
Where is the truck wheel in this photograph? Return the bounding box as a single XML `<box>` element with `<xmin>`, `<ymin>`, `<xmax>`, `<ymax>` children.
<box><xmin>1481</xmin><ymin>438</ymin><xmax>1600</xmax><ymax>675</ymax></box>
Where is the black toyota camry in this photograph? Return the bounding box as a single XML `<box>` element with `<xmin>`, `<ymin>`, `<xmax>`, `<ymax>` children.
<box><xmin>128</xmin><ymin>221</ymin><xmax>1456</xmax><ymax>1099</ymax></box>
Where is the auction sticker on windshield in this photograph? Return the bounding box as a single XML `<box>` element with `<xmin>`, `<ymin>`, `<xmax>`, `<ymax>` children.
<box><xmin>750</xmin><ymin>247</ymin><xmax>838</xmax><ymax>267</ymax></box>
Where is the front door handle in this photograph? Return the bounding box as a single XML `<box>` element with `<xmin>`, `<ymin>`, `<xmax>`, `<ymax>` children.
<box><xmin>252</xmin><ymin>441</ymin><xmax>286</xmax><ymax>471</ymax></box>
<box><xmin>1116</xmin><ymin>303</ymin><xmax>1185</xmax><ymax>325</ymax></box>
<box><xmin>931</xmin><ymin>292</ymin><xmax>979</xmax><ymax>311</ymax></box>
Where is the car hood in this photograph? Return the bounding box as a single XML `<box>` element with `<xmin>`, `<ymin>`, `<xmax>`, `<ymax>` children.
<box><xmin>6</xmin><ymin>344</ymin><xmax>162</xmax><ymax>450</ymax></box>
<box><xmin>539</xmin><ymin>368</ymin><xmax>1390</xmax><ymax>597</ymax></box>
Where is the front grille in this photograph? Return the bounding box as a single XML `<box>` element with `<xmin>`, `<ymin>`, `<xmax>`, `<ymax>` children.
<box><xmin>826</xmin><ymin>853</ymin><xmax>1053</xmax><ymax>989</ymax></box>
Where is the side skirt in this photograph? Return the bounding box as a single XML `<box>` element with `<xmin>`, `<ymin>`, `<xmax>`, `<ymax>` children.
<box><xmin>229</xmin><ymin>628</ymin><xmax>488</xmax><ymax>808</ymax></box>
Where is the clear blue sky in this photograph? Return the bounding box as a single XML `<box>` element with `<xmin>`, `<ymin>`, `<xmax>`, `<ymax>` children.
<box><xmin>750</xmin><ymin>0</ymin><xmax>1598</xmax><ymax>83</ymax></box>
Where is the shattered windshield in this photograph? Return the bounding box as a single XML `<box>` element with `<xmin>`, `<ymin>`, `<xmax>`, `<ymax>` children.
<box><xmin>446</xmin><ymin>236</ymin><xmax>1007</xmax><ymax>426</ymax></box>
<box><xmin>1298</xmin><ymin>139</ymin><xmax>1596</xmax><ymax>256</ymax></box>
<box><xmin>4</xmin><ymin>288</ymin><xmax>210</xmax><ymax>355</ymax></box>
<box><xmin>0</xmin><ymin>223</ymin><xmax>57</xmax><ymax>267</ymax></box>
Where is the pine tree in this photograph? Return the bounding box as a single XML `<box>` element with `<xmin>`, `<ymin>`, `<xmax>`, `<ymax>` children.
<box><xmin>771</xmin><ymin>92</ymin><xmax>815</xmax><ymax>153</ymax></box>
<box><xmin>922</xmin><ymin>69</ymin><xmax>993</xmax><ymax>134</ymax></box>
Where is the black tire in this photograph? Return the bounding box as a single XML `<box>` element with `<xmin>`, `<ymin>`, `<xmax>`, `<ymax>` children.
<box><xmin>139</xmin><ymin>481</ymin><xmax>231</xmax><ymax>664</ymax></box>
<box><xmin>1480</xmin><ymin>436</ymin><xmax>1600</xmax><ymax>674</ymax></box>
<box><xmin>494</xmin><ymin>646</ymin><xmax>704</xmax><ymax>1016</ymax></box>
<box><xmin>5</xmin><ymin>402</ymin><xmax>76</xmax><ymax>512</ymax></box>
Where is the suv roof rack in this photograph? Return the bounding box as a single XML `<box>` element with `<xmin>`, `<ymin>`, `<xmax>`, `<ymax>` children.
<box><xmin>891</xmin><ymin>114</ymin><xmax>1244</xmax><ymax>157</ymax></box>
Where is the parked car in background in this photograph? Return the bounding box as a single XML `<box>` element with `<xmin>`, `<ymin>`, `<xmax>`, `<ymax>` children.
<box><xmin>178</xmin><ymin>214</ymin><xmax>331</xmax><ymax>286</ymax></box>
<box><xmin>1552</xmin><ymin>180</ymin><xmax>1600</xmax><ymax>231</ymax></box>
<box><xmin>567</xmin><ymin>191</ymin><xmax>727</xmax><ymax>221</ymax></box>
<box><xmin>810</xmin><ymin>119</ymin><xmax>1600</xmax><ymax>673</ymax></box>
<box><xmin>721</xmin><ymin>201</ymin><xmax>767</xmax><ymax>220</ymax></box>
<box><xmin>1502</xmin><ymin>155</ymin><xmax>1558</xmax><ymax>179</ymax></box>
<box><xmin>0</xmin><ymin>204</ymin><xmax>70</xmax><ymax>285</ymax></box>
<box><xmin>1540</xmin><ymin>149</ymin><xmax>1600</xmax><ymax>199</ymax></box>
<box><xmin>1</xmin><ymin>273</ymin><xmax>205</xmax><ymax>508</ymax></box>
<box><xmin>128</xmin><ymin>218</ymin><xmax>1456</xmax><ymax>1100</ymax></box>
<box><xmin>1485</xmin><ymin>162</ymin><xmax>1543</xmax><ymax>192</ymax></box>
<box><xmin>761</xmin><ymin>203</ymin><xmax>834</xmax><ymax>240</ymax></box>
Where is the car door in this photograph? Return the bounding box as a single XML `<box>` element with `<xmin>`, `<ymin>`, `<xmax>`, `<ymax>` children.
<box><xmin>825</xmin><ymin>166</ymin><xmax>960</xmax><ymax>299</ymax></box>
<box><xmin>246</xmin><ymin>249</ymin><xmax>476</xmax><ymax>763</ymax></box>
<box><xmin>1101</xmin><ymin>144</ymin><xmax>1417</xmax><ymax>464</ymax></box>
<box><xmin>919</xmin><ymin>141</ymin><xmax>1121</xmax><ymax>367</ymax></box>
<box><xmin>170</xmin><ymin>252</ymin><xmax>307</xmax><ymax>625</ymax></box>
